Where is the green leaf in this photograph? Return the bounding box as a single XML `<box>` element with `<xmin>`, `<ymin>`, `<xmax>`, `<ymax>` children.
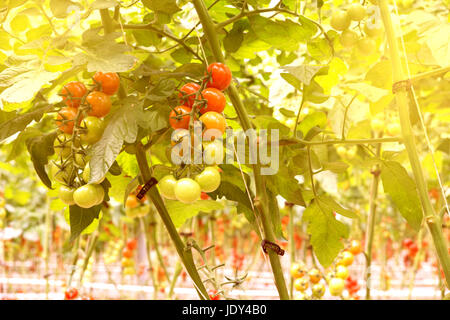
<box><xmin>297</xmin><ymin>111</ymin><xmax>327</xmax><ymax>138</ymax></box>
<box><xmin>68</xmin><ymin>205</ymin><xmax>102</xmax><ymax>242</ymax></box>
<box><xmin>170</xmin><ymin>47</ymin><xmax>192</xmax><ymax>64</ymax></box>
<box><xmin>279</xmin><ymin>108</ymin><xmax>296</xmax><ymax>118</ymax></box>
<box><xmin>75</xmin><ymin>31</ymin><xmax>136</xmax><ymax>73</ymax></box>
<box><xmin>0</xmin><ymin>61</ymin><xmax>60</xmax><ymax>104</ymax></box>
<box><xmin>380</xmin><ymin>161</ymin><xmax>423</xmax><ymax>231</ymax></box>
<box><xmin>345</xmin><ymin>83</ymin><xmax>389</xmax><ymax>102</ymax></box>
<box><xmin>89</xmin><ymin>97</ymin><xmax>142</xmax><ymax>184</ymax></box>
<box><xmin>209</xmin><ymin>181</ymin><xmax>253</xmax><ymax>217</ymax></box>
<box><xmin>322</xmin><ymin>161</ymin><xmax>349</xmax><ymax>174</ymax></box>
<box><xmin>0</xmin><ymin>104</ymin><xmax>53</xmax><ymax>142</ymax></box>
<box><xmin>25</xmin><ymin>131</ymin><xmax>57</xmax><ymax>189</ymax></box>
<box><xmin>141</xmin><ymin>0</ymin><xmax>180</xmax><ymax>15</ymax></box>
<box><xmin>223</xmin><ymin>25</ymin><xmax>244</xmax><ymax>53</ymax></box>
<box><xmin>50</xmin><ymin>0</ymin><xmax>83</xmax><ymax>19</ymax></box>
<box><xmin>166</xmin><ymin>200</ymin><xmax>224</xmax><ymax>228</ymax></box>
<box><xmin>92</xmin><ymin>0</ymin><xmax>119</xmax><ymax>9</ymax></box>
<box><xmin>251</xmin><ymin>115</ymin><xmax>290</xmax><ymax>137</ymax></box>
<box><xmin>282</xmin><ymin>65</ymin><xmax>325</xmax><ymax>86</ymax></box>
<box><xmin>318</xmin><ymin>195</ymin><xmax>359</xmax><ymax>219</ymax></box>
<box><xmin>10</xmin><ymin>15</ymin><xmax>29</xmax><ymax>33</ymax></box>
<box><xmin>302</xmin><ymin>200</ymin><xmax>349</xmax><ymax>267</ymax></box>
<box><xmin>0</xmin><ymin>31</ymin><xmax>12</xmax><ymax>50</ymax></box>
<box><xmin>145</xmin><ymin>79</ymin><xmax>177</xmax><ymax>104</ymax></box>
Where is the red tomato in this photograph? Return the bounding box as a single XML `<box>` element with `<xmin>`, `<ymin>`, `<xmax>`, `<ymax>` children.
<box><xmin>199</xmin><ymin>88</ymin><xmax>226</xmax><ymax>114</ymax></box>
<box><xmin>64</xmin><ymin>287</ymin><xmax>78</xmax><ymax>300</ymax></box>
<box><xmin>169</xmin><ymin>105</ymin><xmax>192</xmax><ymax>129</ymax></box>
<box><xmin>126</xmin><ymin>238</ymin><xmax>138</xmax><ymax>251</ymax></box>
<box><xmin>205</xmin><ymin>63</ymin><xmax>232</xmax><ymax>91</ymax></box>
<box><xmin>60</xmin><ymin>81</ymin><xmax>87</xmax><ymax>108</ymax></box>
<box><xmin>86</xmin><ymin>91</ymin><xmax>112</xmax><ymax>118</ymax></box>
<box><xmin>200</xmin><ymin>192</ymin><xmax>210</xmax><ymax>200</ymax></box>
<box><xmin>56</xmin><ymin>107</ymin><xmax>80</xmax><ymax>134</ymax></box>
<box><xmin>123</xmin><ymin>248</ymin><xmax>133</xmax><ymax>258</ymax></box>
<box><xmin>208</xmin><ymin>289</ymin><xmax>220</xmax><ymax>300</ymax></box>
<box><xmin>402</xmin><ymin>238</ymin><xmax>413</xmax><ymax>248</ymax></box>
<box><xmin>178</xmin><ymin>82</ymin><xmax>200</xmax><ymax>108</ymax></box>
<box><xmin>93</xmin><ymin>72</ymin><xmax>120</xmax><ymax>95</ymax></box>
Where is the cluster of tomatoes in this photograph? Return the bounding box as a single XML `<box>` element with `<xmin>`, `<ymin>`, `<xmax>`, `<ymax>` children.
<box><xmin>103</xmin><ymin>238</ymin><xmax>124</xmax><ymax>264</ymax></box>
<box><xmin>157</xmin><ymin>63</ymin><xmax>232</xmax><ymax>204</ymax></box>
<box><xmin>331</xmin><ymin>2</ymin><xmax>383</xmax><ymax>56</ymax></box>
<box><xmin>370</xmin><ymin>114</ymin><xmax>401</xmax><ymax>137</ymax></box>
<box><xmin>327</xmin><ymin>240</ymin><xmax>361</xmax><ymax>298</ymax></box>
<box><xmin>290</xmin><ymin>262</ymin><xmax>326</xmax><ymax>300</ymax></box>
<box><xmin>51</xmin><ymin>72</ymin><xmax>120</xmax><ymax>209</ymax></box>
<box><xmin>122</xmin><ymin>238</ymin><xmax>138</xmax><ymax>276</ymax></box>
<box><xmin>290</xmin><ymin>240</ymin><xmax>362</xmax><ymax>300</ymax></box>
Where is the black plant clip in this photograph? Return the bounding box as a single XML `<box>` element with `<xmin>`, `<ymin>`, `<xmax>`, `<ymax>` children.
<box><xmin>136</xmin><ymin>177</ymin><xmax>158</xmax><ymax>200</ymax></box>
<box><xmin>261</xmin><ymin>240</ymin><xmax>285</xmax><ymax>256</ymax></box>
<box><xmin>392</xmin><ymin>79</ymin><xmax>412</xmax><ymax>94</ymax></box>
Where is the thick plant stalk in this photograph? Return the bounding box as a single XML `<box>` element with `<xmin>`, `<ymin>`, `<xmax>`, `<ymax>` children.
<box><xmin>43</xmin><ymin>199</ymin><xmax>51</xmax><ymax>300</ymax></box>
<box><xmin>135</xmin><ymin>146</ymin><xmax>210</xmax><ymax>299</ymax></box>
<box><xmin>192</xmin><ymin>0</ymin><xmax>289</xmax><ymax>300</ymax></box>
<box><xmin>288</xmin><ymin>206</ymin><xmax>295</xmax><ymax>298</ymax></box>
<box><xmin>378</xmin><ymin>0</ymin><xmax>450</xmax><ymax>288</ymax></box>
<box><xmin>365</xmin><ymin>143</ymin><xmax>382</xmax><ymax>300</ymax></box>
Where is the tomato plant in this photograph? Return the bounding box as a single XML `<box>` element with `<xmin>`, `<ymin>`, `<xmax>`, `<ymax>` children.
<box><xmin>0</xmin><ymin>0</ymin><xmax>448</xmax><ymax>303</ymax></box>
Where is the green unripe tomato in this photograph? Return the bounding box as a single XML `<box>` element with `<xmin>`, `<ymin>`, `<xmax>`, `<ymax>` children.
<box><xmin>73</xmin><ymin>184</ymin><xmax>102</xmax><ymax>209</ymax></box>
<box><xmin>336</xmin><ymin>146</ymin><xmax>347</xmax><ymax>158</ymax></box>
<box><xmin>335</xmin><ymin>265</ymin><xmax>349</xmax><ymax>280</ymax></box>
<box><xmin>340</xmin><ymin>30</ymin><xmax>359</xmax><ymax>47</ymax></box>
<box><xmin>357</xmin><ymin>38</ymin><xmax>377</xmax><ymax>55</ymax></box>
<box><xmin>386</xmin><ymin>123</ymin><xmax>401</xmax><ymax>136</ymax></box>
<box><xmin>82</xmin><ymin>163</ymin><xmax>105</xmax><ymax>184</ymax></box>
<box><xmin>293</xmin><ymin>291</ymin><xmax>307</xmax><ymax>300</ymax></box>
<box><xmin>203</xmin><ymin>141</ymin><xmax>224</xmax><ymax>165</ymax></box>
<box><xmin>194</xmin><ymin>167</ymin><xmax>221</xmax><ymax>193</ymax></box>
<box><xmin>312</xmin><ymin>283</ymin><xmax>326</xmax><ymax>298</ymax></box>
<box><xmin>94</xmin><ymin>184</ymin><xmax>105</xmax><ymax>205</ymax></box>
<box><xmin>346</xmin><ymin>146</ymin><xmax>357</xmax><ymax>159</ymax></box>
<box><xmin>329</xmin><ymin>278</ymin><xmax>345</xmax><ymax>296</ymax></box>
<box><xmin>80</xmin><ymin>116</ymin><xmax>105</xmax><ymax>145</ymax></box>
<box><xmin>348</xmin><ymin>3</ymin><xmax>366</xmax><ymax>21</ymax></box>
<box><xmin>371</xmin><ymin>118</ymin><xmax>384</xmax><ymax>132</ymax></box>
<box><xmin>174</xmin><ymin>178</ymin><xmax>201</xmax><ymax>204</ymax></box>
<box><xmin>59</xmin><ymin>185</ymin><xmax>76</xmax><ymax>205</ymax></box>
<box><xmin>364</xmin><ymin>22</ymin><xmax>383</xmax><ymax>38</ymax></box>
<box><xmin>74</xmin><ymin>153</ymin><xmax>89</xmax><ymax>168</ymax></box>
<box><xmin>330</xmin><ymin>10</ymin><xmax>351</xmax><ymax>31</ymax></box>
<box><xmin>0</xmin><ymin>208</ymin><xmax>6</xmax><ymax>219</ymax></box>
<box><xmin>159</xmin><ymin>175</ymin><xmax>178</xmax><ymax>200</ymax></box>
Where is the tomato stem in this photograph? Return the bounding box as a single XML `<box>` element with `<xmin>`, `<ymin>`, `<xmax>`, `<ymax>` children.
<box><xmin>192</xmin><ymin>0</ymin><xmax>290</xmax><ymax>300</ymax></box>
<box><xmin>378</xmin><ymin>0</ymin><xmax>450</xmax><ymax>288</ymax></box>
